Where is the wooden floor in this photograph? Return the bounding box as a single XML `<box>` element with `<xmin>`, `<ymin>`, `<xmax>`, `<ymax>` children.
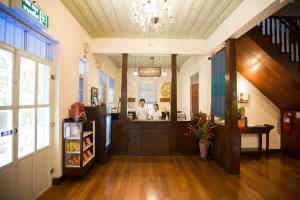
<box><xmin>40</xmin><ymin>155</ymin><xmax>300</xmax><ymax>200</ymax></box>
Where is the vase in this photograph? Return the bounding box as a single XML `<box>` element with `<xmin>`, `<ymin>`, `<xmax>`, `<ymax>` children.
<box><xmin>199</xmin><ymin>141</ymin><xmax>207</xmax><ymax>160</ymax></box>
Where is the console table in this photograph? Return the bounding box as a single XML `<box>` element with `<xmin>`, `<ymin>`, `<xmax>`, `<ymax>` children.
<box><xmin>240</xmin><ymin>124</ymin><xmax>274</xmax><ymax>158</ymax></box>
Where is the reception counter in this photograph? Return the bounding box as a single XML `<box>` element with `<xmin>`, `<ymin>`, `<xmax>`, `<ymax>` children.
<box><xmin>111</xmin><ymin>120</ymin><xmax>196</xmax><ymax>155</ymax></box>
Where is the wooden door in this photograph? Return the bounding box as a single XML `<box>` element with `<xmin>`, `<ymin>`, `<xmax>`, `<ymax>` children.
<box><xmin>190</xmin><ymin>83</ymin><xmax>199</xmax><ymax>115</ymax></box>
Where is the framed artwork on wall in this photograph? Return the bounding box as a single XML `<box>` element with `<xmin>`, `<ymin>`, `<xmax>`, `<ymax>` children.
<box><xmin>91</xmin><ymin>87</ymin><xmax>99</xmax><ymax>106</ymax></box>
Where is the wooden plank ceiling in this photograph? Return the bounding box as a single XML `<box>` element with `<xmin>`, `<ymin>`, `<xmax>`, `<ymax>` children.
<box><xmin>61</xmin><ymin>0</ymin><xmax>242</xmax><ymax>39</ymax></box>
<box><xmin>104</xmin><ymin>55</ymin><xmax>190</xmax><ymax>68</ymax></box>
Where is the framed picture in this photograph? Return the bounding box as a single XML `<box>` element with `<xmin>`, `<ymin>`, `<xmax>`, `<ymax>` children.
<box><xmin>91</xmin><ymin>87</ymin><xmax>99</xmax><ymax>106</ymax></box>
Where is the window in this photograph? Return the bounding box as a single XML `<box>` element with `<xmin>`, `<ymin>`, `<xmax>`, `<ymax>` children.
<box><xmin>79</xmin><ymin>59</ymin><xmax>86</xmax><ymax>103</ymax></box>
<box><xmin>0</xmin><ymin>48</ymin><xmax>13</xmax><ymax>167</ymax></box>
<box><xmin>108</xmin><ymin>77</ymin><xmax>114</xmax><ymax>105</ymax></box>
<box><xmin>18</xmin><ymin>56</ymin><xmax>51</xmax><ymax>158</ymax></box>
<box><xmin>0</xmin><ymin>12</ymin><xmax>54</xmax><ymax>61</ymax></box>
<box><xmin>139</xmin><ymin>82</ymin><xmax>157</xmax><ymax>108</ymax></box>
<box><xmin>99</xmin><ymin>71</ymin><xmax>107</xmax><ymax>104</ymax></box>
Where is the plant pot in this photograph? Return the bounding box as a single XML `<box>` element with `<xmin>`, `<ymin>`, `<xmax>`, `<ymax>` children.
<box><xmin>199</xmin><ymin>141</ymin><xmax>207</xmax><ymax>160</ymax></box>
<box><xmin>238</xmin><ymin>119</ymin><xmax>246</xmax><ymax>127</ymax></box>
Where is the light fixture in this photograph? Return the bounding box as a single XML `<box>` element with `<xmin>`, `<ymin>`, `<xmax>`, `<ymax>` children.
<box><xmin>131</xmin><ymin>0</ymin><xmax>175</xmax><ymax>35</ymax></box>
<box><xmin>133</xmin><ymin>56</ymin><xmax>138</xmax><ymax>76</ymax></box>
<box><xmin>162</xmin><ymin>56</ymin><xmax>167</xmax><ymax>76</ymax></box>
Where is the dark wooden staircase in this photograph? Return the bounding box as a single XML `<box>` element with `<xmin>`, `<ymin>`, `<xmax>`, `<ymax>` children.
<box><xmin>259</xmin><ymin>17</ymin><xmax>300</xmax><ymax>67</ymax></box>
<box><xmin>236</xmin><ymin>16</ymin><xmax>300</xmax><ymax>110</ymax></box>
<box><xmin>249</xmin><ymin>16</ymin><xmax>300</xmax><ymax>81</ymax></box>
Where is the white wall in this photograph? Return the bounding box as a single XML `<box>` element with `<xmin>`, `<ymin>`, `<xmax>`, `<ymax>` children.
<box><xmin>177</xmin><ymin>58</ymin><xmax>280</xmax><ymax>149</ymax></box>
<box><xmin>127</xmin><ymin>68</ymin><xmax>172</xmax><ymax>112</ymax></box>
<box><xmin>237</xmin><ymin>73</ymin><xmax>281</xmax><ymax>149</ymax></box>
<box><xmin>37</xmin><ymin>0</ymin><xmax>116</xmax><ymax>179</ymax></box>
<box><xmin>90</xmin><ymin>55</ymin><xmax>119</xmax><ymax>106</ymax></box>
<box><xmin>92</xmin><ymin>38</ymin><xmax>207</xmax><ymax>55</ymax></box>
<box><xmin>177</xmin><ymin>56</ymin><xmax>211</xmax><ymax>120</ymax></box>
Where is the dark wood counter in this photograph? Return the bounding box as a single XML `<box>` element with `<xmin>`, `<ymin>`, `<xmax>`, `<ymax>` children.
<box><xmin>112</xmin><ymin>120</ymin><xmax>196</xmax><ymax>155</ymax></box>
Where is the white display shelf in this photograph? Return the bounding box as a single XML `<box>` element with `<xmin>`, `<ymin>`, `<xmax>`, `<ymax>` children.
<box><xmin>83</xmin><ymin>155</ymin><xmax>94</xmax><ymax>167</ymax></box>
<box><xmin>65</xmin><ymin>165</ymin><xmax>80</xmax><ymax>168</ymax></box>
<box><xmin>65</xmin><ymin>151</ymin><xmax>80</xmax><ymax>154</ymax></box>
<box><xmin>83</xmin><ymin>143</ymin><xmax>93</xmax><ymax>152</ymax></box>
<box><xmin>65</xmin><ymin>136</ymin><xmax>80</xmax><ymax>140</ymax></box>
<box><xmin>83</xmin><ymin>131</ymin><xmax>93</xmax><ymax>138</ymax></box>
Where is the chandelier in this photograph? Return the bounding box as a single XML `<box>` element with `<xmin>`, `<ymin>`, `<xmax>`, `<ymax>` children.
<box><xmin>131</xmin><ymin>0</ymin><xmax>175</xmax><ymax>35</ymax></box>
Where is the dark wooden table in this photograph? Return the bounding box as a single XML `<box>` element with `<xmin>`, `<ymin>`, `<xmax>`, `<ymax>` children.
<box><xmin>240</xmin><ymin>124</ymin><xmax>274</xmax><ymax>158</ymax></box>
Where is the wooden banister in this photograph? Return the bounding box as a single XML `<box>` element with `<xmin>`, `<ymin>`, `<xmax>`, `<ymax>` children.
<box><xmin>259</xmin><ymin>16</ymin><xmax>300</xmax><ymax>69</ymax></box>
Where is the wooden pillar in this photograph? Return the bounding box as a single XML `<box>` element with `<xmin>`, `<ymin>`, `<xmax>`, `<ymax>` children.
<box><xmin>224</xmin><ymin>39</ymin><xmax>240</xmax><ymax>174</ymax></box>
<box><xmin>171</xmin><ymin>54</ymin><xmax>177</xmax><ymax>121</ymax></box>
<box><xmin>121</xmin><ymin>53</ymin><xmax>128</xmax><ymax>121</ymax></box>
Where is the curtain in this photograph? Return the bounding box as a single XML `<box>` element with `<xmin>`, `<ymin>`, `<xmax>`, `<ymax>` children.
<box><xmin>211</xmin><ymin>50</ymin><xmax>225</xmax><ymax>118</ymax></box>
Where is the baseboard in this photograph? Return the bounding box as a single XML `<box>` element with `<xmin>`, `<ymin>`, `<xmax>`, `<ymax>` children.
<box><xmin>241</xmin><ymin>148</ymin><xmax>281</xmax><ymax>154</ymax></box>
<box><xmin>266</xmin><ymin>149</ymin><xmax>281</xmax><ymax>153</ymax></box>
<box><xmin>52</xmin><ymin>175</ymin><xmax>65</xmax><ymax>185</ymax></box>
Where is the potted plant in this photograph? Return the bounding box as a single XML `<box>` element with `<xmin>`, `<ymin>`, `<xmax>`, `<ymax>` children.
<box><xmin>185</xmin><ymin>113</ymin><xmax>216</xmax><ymax>161</ymax></box>
<box><xmin>238</xmin><ymin>107</ymin><xmax>247</xmax><ymax>127</ymax></box>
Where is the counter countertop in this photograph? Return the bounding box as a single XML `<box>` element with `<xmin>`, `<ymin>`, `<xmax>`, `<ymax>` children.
<box><xmin>127</xmin><ymin>120</ymin><xmax>191</xmax><ymax>123</ymax></box>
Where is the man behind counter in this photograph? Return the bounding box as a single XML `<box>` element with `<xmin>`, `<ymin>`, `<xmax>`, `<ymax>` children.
<box><xmin>136</xmin><ymin>98</ymin><xmax>149</xmax><ymax>120</ymax></box>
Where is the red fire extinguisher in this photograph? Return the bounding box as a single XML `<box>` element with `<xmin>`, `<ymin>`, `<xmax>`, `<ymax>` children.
<box><xmin>283</xmin><ymin>112</ymin><xmax>292</xmax><ymax>133</ymax></box>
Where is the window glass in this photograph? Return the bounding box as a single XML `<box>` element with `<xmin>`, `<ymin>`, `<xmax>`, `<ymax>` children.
<box><xmin>0</xmin><ymin>49</ymin><xmax>13</xmax><ymax>106</ymax></box>
<box><xmin>5</xmin><ymin>20</ymin><xmax>14</xmax><ymax>46</ymax></box>
<box><xmin>139</xmin><ymin>82</ymin><xmax>157</xmax><ymax>108</ymax></box>
<box><xmin>19</xmin><ymin>57</ymin><xmax>36</xmax><ymax>105</ymax></box>
<box><xmin>0</xmin><ymin>13</ymin><xmax>54</xmax><ymax>61</ymax></box>
<box><xmin>79</xmin><ymin>77</ymin><xmax>84</xmax><ymax>102</ymax></box>
<box><xmin>0</xmin><ymin>110</ymin><xmax>13</xmax><ymax>167</ymax></box>
<box><xmin>79</xmin><ymin>59</ymin><xmax>86</xmax><ymax>76</ymax></box>
<box><xmin>18</xmin><ymin>108</ymin><xmax>35</xmax><ymax>158</ymax></box>
<box><xmin>37</xmin><ymin>107</ymin><xmax>50</xmax><ymax>149</ymax></box>
<box><xmin>99</xmin><ymin>72</ymin><xmax>107</xmax><ymax>103</ymax></box>
<box><xmin>15</xmin><ymin>25</ymin><xmax>24</xmax><ymax>49</ymax></box>
<box><xmin>38</xmin><ymin>63</ymin><xmax>50</xmax><ymax>105</ymax></box>
<box><xmin>79</xmin><ymin>59</ymin><xmax>86</xmax><ymax>103</ymax></box>
<box><xmin>108</xmin><ymin>77</ymin><xmax>114</xmax><ymax>105</ymax></box>
<box><xmin>0</xmin><ymin>16</ymin><xmax>5</xmax><ymax>42</ymax></box>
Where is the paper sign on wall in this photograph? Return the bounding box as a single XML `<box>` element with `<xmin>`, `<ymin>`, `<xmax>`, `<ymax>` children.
<box><xmin>1</xmin><ymin>130</ymin><xmax>13</xmax><ymax>137</ymax></box>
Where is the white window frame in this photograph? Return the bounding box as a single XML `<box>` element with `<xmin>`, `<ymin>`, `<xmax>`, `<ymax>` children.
<box><xmin>16</xmin><ymin>50</ymin><xmax>52</xmax><ymax>160</ymax></box>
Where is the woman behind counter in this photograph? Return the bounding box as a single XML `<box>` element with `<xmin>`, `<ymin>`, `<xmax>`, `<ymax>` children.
<box><xmin>150</xmin><ymin>103</ymin><xmax>162</xmax><ymax>120</ymax></box>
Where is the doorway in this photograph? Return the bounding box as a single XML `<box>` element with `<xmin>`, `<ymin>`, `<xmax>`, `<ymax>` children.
<box><xmin>0</xmin><ymin>44</ymin><xmax>53</xmax><ymax>199</ymax></box>
<box><xmin>190</xmin><ymin>73</ymin><xmax>199</xmax><ymax>117</ymax></box>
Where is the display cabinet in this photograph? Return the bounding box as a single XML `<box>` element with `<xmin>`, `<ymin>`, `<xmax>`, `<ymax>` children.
<box><xmin>63</xmin><ymin>119</ymin><xmax>95</xmax><ymax>176</ymax></box>
<box><xmin>84</xmin><ymin>106</ymin><xmax>112</xmax><ymax>164</ymax></box>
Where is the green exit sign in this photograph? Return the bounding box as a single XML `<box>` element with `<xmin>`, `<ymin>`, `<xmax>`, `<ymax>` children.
<box><xmin>20</xmin><ymin>0</ymin><xmax>49</xmax><ymax>28</ymax></box>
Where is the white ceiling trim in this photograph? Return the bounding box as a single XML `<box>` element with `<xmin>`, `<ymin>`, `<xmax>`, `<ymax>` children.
<box><xmin>92</xmin><ymin>38</ymin><xmax>207</xmax><ymax>55</ymax></box>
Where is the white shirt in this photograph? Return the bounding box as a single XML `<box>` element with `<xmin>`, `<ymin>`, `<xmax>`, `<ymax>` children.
<box><xmin>136</xmin><ymin>106</ymin><xmax>149</xmax><ymax>120</ymax></box>
<box><xmin>150</xmin><ymin>110</ymin><xmax>162</xmax><ymax>120</ymax></box>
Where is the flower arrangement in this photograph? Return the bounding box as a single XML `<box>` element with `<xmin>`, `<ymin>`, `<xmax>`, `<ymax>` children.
<box><xmin>185</xmin><ymin>113</ymin><xmax>216</xmax><ymax>160</ymax></box>
<box><xmin>185</xmin><ymin>113</ymin><xmax>216</xmax><ymax>144</ymax></box>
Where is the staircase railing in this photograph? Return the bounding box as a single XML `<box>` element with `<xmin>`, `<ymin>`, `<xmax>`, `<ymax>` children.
<box><xmin>259</xmin><ymin>16</ymin><xmax>300</xmax><ymax>69</ymax></box>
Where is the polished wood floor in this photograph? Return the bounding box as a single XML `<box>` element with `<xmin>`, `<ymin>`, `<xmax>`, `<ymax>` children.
<box><xmin>39</xmin><ymin>155</ymin><xmax>300</xmax><ymax>200</ymax></box>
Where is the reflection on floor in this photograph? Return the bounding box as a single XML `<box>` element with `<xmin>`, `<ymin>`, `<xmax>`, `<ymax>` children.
<box><xmin>39</xmin><ymin>155</ymin><xmax>300</xmax><ymax>200</ymax></box>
